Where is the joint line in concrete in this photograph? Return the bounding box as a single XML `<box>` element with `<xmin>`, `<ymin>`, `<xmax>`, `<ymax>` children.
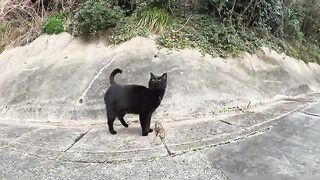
<box><xmin>219</xmin><ymin>120</ymin><xmax>233</xmax><ymax>125</ymax></box>
<box><xmin>79</xmin><ymin>54</ymin><xmax>118</xmax><ymax>103</ymax></box>
<box><xmin>300</xmin><ymin>111</ymin><xmax>320</xmax><ymax>118</ymax></box>
<box><xmin>64</xmin><ymin>128</ymin><xmax>92</xmax><ymax>152</ymax></box>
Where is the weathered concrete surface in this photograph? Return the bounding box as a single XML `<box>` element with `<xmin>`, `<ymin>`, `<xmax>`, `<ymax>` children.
<box><xmin>1</xmin><ymin>33</ymin><xmax>320</xmax><ymax>122</ymax></box>
<box><xmin>0</xmin><ymin>146</ymin><xmax>223</xmax><ymax>180</ymax></box>
<box><xmin>0</xmin><ymin>94</ymin><xmax>318</xmax><ymax>162</ymax></box>
<box><xmin>1</xmin><ymin>95</ymin><xmax>320</xmax><ymax>179</ymax></box>
<box><xmin>209</xmin><ymin>103</ymin><xmax>320</xmax><ymax>179</ymax></box>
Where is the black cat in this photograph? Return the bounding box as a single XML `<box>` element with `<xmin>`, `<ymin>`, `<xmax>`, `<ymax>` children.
<box><xmin>104</xmin><ymin>68</ymin><xmax>167</xmax><ymax>136</ymax></box>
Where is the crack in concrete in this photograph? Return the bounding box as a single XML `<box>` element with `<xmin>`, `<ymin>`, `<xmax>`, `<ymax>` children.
<box><xmin>0</xmin><ymin>145</ymin><xmax>53</xmax><ymax>161</ymax></box>
<box><xmin>301</xmin><ymin>111</ymin><xmax>320</xmax><ymax>118</ymax></box>
<box><xmin>186</xmin><ymin>127</ymin><xmax>273</xmax><ymax>157</ymax></box>
<box><xmin>63</xmin><ymin>128</ymin><xmax>92</xmax><ymax>152</ymax></box>
<box><xmin>219</xmin><ymin>120</ymin><xmax>233</xmax><ymax>125</ymax></box>
<box><xmin>78</xmin><ymin>54</ymin><xmax>117</xmax><ymax>104</ymax></box>
<box><xmin>282</xmin><ymin>98</ymin><xmax>315</xmax><ymax>103</ymax></box>
<box><xmin>182</xmin><ymin>109</ymin><xmax>302</xmax><ymax>158</ymax></box>
<box><xmin>211</xmin><ymin>163</ymin><xmax>231</xmax><ymax>180</ymax></box>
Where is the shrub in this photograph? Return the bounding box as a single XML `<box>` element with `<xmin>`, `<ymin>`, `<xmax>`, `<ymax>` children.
<box><xmin>70</xmin><ymin>0</ymin><xmax>124</xmax><ymax>38</ymax></box>
<box><xmin>42</xmin><ymin>13</ymin><xmax>66</xmax><ymax>35</ymax></box>
<box><xmin>283</xmin><ymin>7</ymin><xmax>304</xmax><ymax>41</ymax></box>
<box><xmin>157</xmin><ymin>15</ymin><xmax>271</xmax><ymax>56</ymax></box>
<box><xmin>107</xmin><ymin>16</ymin><xmax>150</xmax><ymax>45</ymax></box>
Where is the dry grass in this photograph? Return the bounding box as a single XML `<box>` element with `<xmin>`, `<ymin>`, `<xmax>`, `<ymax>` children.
<box><xmin>0</xmin><ymin>0</ymin><xmax>43</xmax><ymax>51</ymax></box>
<box><xmin>0</xmin><ymin>0</ymin><xmax>77</xmax><ymax>53</ymax></box>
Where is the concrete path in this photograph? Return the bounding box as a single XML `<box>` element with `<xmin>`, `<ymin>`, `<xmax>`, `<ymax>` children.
<box><xmin>1</xmin><ymin>94</ymin><xmax>320</xmax><ymax>179</ymax></box>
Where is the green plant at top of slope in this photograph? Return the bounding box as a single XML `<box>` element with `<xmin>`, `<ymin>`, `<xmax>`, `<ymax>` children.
<box><xmin>69</xmin><ymin>0</ymin><xmax>124</xmax><ymax>38</ymax></box>
<box><xmin>137</xmin><ymin>7</ymin><xmax>173</xmax><ymax>32</ymax></box>
<box><xmin>157</xmin><ymin>15</ymin><xmax>273</xmax><ymax>57</ymax></box>
<box><xmin>283</xmin><ymin>41</ymin><xmax>320</xmax><ymax>64</ymax></box>
<box><xmin>107</xmin><ymin>5</ymin><xmax>173</xmax><ymax>45</ymax></box>
<box><xmin>282</xmin><ymin>6</ymin><xmax>304</xmax><ymax>42</ymax></box>
<box><xmin>107</xmin><ymin>16</ymin><xmax>150</xmax><ymax>45</ymax></box>
<box><xmin>42</xmin><ymin>12</ymin><xmax>66</xmax><ymax>35</ymax></box>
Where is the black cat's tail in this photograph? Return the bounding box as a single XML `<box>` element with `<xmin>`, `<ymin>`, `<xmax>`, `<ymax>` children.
<box><xmin>110</xmin><ymin>68</ymin><xmax>122</xmax><ymax>85</ymax></box>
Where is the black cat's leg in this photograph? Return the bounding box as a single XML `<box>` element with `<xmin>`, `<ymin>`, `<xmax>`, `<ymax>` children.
<box><xmin>117</xmin><ymin>113</ymin><xmax>129</xmax><ymax>128</ymax></box>
<box><xmin>146</xmin><ymin>112</ymin><xmax>153</xmax><ymax>133</ymax></box>
<box><xmin>107</xmin><ymin>110</ymin><xmax>117</xmax><ymax>135</ymax></box>
<box><xmin>139</xmin><ymin>113</ymin><xmax>152</xmax><ymax>136</ymax></box>
<box><xmin>148</xmin><ymin>114</ymin><xmax>153</xmax><ymax>133</ymax></box>
<box><xmin>139</xmin><ymin>113</ymin><xmax>148</xmax><ymax>136</ymax></box>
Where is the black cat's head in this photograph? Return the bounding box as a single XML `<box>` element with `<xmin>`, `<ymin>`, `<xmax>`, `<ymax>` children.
<box><xmin>148</xmin><ymin>72</ymin><xmax>167</xmax><ymax>90</ymax></box>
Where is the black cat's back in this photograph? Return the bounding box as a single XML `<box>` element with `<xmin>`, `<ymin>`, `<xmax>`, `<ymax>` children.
<box><xmin>105</xmin><ymin>84</ymin><xmax>160</xmax><ymax>114</ymax></box>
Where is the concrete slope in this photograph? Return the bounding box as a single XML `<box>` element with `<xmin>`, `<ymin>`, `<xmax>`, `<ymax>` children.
<box><xmin>0</xmin><ymin>32</ymin><xmax>320</xmax><ymax>122</ymax></box>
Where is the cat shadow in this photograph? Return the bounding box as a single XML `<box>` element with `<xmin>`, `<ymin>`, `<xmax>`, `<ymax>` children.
<box><xmin>118</xmin><ymin>126</ymin><xmax>141</xmax><ymax>136</ymax></box>
<box><xmin>113</xmin><ymin>122</ymin><xmax>155</xmax><ymax>137</ymax></box>
<box><xmin>109</xmin><ymin>121</ymin><xmax>140</xmax><ymax>136</ymax></box>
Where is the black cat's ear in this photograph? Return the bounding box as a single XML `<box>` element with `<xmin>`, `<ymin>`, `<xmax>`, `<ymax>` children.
<box><xmin>161</xmin><ymin>73</ymin><xmax>167</xmax><ymax>80</ymax></box>
<box><xmin>150</xmin><ymin>73</ymin><xmax>156</xmax><ymax>79</ymax></box>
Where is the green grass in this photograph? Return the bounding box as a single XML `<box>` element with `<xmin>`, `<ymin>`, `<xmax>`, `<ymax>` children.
<box><xmin>137</xmin><ymin>7</ymin><xmax>172</xmax><ymax>33</ymax></box>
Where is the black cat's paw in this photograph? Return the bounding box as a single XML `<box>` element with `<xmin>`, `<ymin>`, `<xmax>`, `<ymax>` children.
<box><xmin>148</xmin><ymin>129</ymin><xmax>153</xmax><ymax>133</ymax></box>
<box><xmin>110</xmin><ymin>130</ymin><xmax>117</xmax><ymax>135</ymax></box>
<box><xmin>120</xmin><ymin>121</ymin><xmax>129</xmax><ymax>128</ymax></box>
<box><xmin>142</xmin><ymin>132</ymin><xmax>149</xmax><ymax>136</ymax></box>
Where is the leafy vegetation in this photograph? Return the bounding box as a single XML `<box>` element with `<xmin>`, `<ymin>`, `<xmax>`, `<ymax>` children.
<box><xmin>42</xmin><ymin>13</ymin><xmax>66</xmax><ymax>34</ymax></box>
<box><xmin>1</xmin><ymin>0</ymin><xmax>320</xmax><ymax>63</ymax></box>
<box><xmin>158</xmin><ymin>15</ymin><xmax>269</xmax><ymax>56</ymax></box>
<box><xmin>69</xmin><ymin>0</ymin><xmax>124</xmax><ymax>38</ymax></box>
<box><xmin>107</xmin><ymin>16</ymin><xmax>150</xmax><ymax>45</ymax></box>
